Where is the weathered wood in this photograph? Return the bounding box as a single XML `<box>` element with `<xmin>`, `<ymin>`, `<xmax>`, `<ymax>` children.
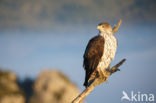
<box><xmin>112</xmin><ymin>19</ymin><xmax>122</xmax><ymax>34</ymax></box>
<box><xmin>72</xmin><ymin>59</ymin><xmax>126</xmax><ymax>103</ymax></box>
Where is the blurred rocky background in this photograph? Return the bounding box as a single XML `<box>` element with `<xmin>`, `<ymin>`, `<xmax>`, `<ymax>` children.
<box><xmin>0</xmin><ymin>70</ymin><xmax>25</xmax><ymax>103</ymax></box>
<box><xmin>0</xmin><ymin>69</ymin><xmax>81</xmax><ymax>103</ymax></box>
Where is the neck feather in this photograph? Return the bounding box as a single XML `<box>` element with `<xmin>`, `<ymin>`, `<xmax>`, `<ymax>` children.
<box><xmin>99</xmin><ymin>31</ymin><xmax>112</xmax><ymax>37</ymax></box>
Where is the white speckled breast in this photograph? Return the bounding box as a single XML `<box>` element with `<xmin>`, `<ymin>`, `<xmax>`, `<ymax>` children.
<box><xmin>97</xmin><ymin>32</ymin><xmax>117</xmax><ymax>70</ymax></box>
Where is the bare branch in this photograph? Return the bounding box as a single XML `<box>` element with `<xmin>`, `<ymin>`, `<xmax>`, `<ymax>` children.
<box><xmin>72</xmin><ymin>59</ymin><xmax>126</xmax><ymax>103</ymax></box>
<box><xmin>112</xmin><ymin>19</ymin><xmax>122</xmax><ymax>34</ymax></box>
<box><xmin>110</xmin><ymin>58</ymin><xmax>126</xmax><ymax>74</ymax></box>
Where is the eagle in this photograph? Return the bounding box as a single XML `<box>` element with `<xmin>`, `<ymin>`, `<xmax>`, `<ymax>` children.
<box><xmin>83</xmin><ymin>21</ymin><xmax>121</xmax><ymax>87</ymax></box>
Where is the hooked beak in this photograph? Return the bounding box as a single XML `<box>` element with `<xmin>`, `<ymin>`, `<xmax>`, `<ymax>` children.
<box><xmin>97</xmin><ymin>26</ymin><xmax>100</xmax><ymax>30</ymax></box>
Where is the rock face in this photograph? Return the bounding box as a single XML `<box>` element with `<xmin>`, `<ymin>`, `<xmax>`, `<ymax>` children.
<box><xmin>0</xmin><ymin>70</ymin><xmax>25</xmax><ymax>103</ymax></box>
<box><xmin>30</xmin><ymin>70</ymin><xmax>80</xmax><ymax>103</ymax></box>
<box><xmin>0</xmin><ymin>69</ymin><xmax>81</xmax><ymax>103</ymax></box>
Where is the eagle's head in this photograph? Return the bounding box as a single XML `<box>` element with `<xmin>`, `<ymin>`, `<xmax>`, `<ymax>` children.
<box><xmin>97</xmin><ymin>22</ymin><xmax>112</xmax><ymax>35</ymax></box>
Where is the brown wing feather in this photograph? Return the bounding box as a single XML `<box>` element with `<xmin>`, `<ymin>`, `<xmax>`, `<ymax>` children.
<box><xmin>83</xmin><ymin>35</ymin><xmax>104</xmax><ymax>87</ymax></box>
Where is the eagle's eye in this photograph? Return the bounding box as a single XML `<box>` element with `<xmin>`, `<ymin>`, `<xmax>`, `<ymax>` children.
<box><xmin>102</xmin><ymin>25</ymin><xmax>105</xmax><ymax>28</ymax></box>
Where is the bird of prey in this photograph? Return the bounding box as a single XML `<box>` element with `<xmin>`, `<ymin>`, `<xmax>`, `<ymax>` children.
<box><xmin>83</xmin><ymin>20</ymin><xmax>121</xmax><ymax>87</ymax></box>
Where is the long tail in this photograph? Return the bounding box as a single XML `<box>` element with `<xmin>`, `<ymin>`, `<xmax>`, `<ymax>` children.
<box><xmin>83</xmin><ymin>72</ymin><xmax>89</xmax><ymax>88</ymax></box>
<box><xmin>83</xmin><ymin>70</ymin><xmax>97</xmax><ymax>88</ymax></box>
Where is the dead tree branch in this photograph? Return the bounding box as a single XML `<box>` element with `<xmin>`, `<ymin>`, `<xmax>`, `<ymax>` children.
<box><xmin>72</xmin><ymin>59</ymin><xmax>126</xmax><ymax>103</ymax></box>
<box><xmin>112</xmin><ymin>19</ymin><xmax>122</xmax><ymax>34</ymax></box>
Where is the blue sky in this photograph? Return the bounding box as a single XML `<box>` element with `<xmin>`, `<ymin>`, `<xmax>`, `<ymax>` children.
<box><xmin>0</xmin><ymin>0</ymin><xmax>156</xmax><ymax>103</ymax></box>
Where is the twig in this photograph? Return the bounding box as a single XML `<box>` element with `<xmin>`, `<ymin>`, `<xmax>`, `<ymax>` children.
<box><xmin>72</xmin><ymin>59</ymin><xmax>126</xmax><ymax>103</ymax></box>
<box><xmin>112</xmin><ymin>19</ymin><xmax>122</xmax><ymax>34</ymax></box>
